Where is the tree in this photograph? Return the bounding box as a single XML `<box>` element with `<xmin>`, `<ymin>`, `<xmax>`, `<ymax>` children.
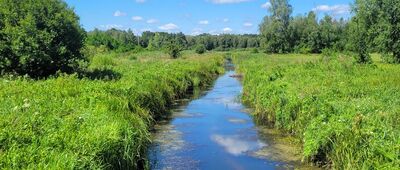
<box><xmin>353</xmin><ymin>0</ymin><xmax>400</xmax><ymax>63</ymax></box>
<box><xmin>259</xmin><ymin>0</ymin><xmax>293</xmax><ymax>53</ymax></box>
<box><xmin>0</xmin><ymin>0</ymin><xmax>86</xmax><ymax>78</ymax></box>
<box><xmin>139</xmin><ymin>31</ymin><xmax>155</xmax><ymax>48</ymax></box>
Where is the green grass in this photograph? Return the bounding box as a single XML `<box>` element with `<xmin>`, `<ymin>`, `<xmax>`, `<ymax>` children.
<box><xmin>233</xmin><ymin>52</ymin><xmax>400</xmax><ymax>169</ymax></box>
<box><xmin>0</xmin><ymin>51</ymin><xmax>224</xmax><ymax>169</ymax></box>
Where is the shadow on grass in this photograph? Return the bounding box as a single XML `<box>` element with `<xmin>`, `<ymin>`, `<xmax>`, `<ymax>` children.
<box><xmin>80</xmin><ymin>68</ymin><xmax>122</xmax><ymax>81</ymax></box>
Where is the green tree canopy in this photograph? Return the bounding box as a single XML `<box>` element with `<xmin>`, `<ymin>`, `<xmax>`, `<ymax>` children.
<box><xmin>259</xmin><ymin>0</ymin><xmax>293</xmax><ymax>53</ymax></box>
<box><xmin>0</xmin><ymin>0</ymin><xmax>86</xmax><ymax>78</ymax></box>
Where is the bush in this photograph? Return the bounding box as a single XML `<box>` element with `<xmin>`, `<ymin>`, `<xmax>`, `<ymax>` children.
<box><xmin>195</xmin><ymin>44</ymin><xmax>206</xmax><ymax>54</ymax></box>
<box><xmin>0</xmin><ymin>0</ymin><xmax>86</xmax><ymax>78</ymax></box>
<box><xmin>165</xmin><ymin>41</ymin><xmax>182</xmax><ymax>59</ymax></box>
<box><xmin>251</xmin><ymin>48</ymin><xmax>259</xmax><ymax>53</ymax></box>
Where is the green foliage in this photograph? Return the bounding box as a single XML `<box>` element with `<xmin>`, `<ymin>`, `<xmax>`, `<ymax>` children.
<box><xmin>195</xmin><ymin>44</ymin><xmax>206</xmax><ymax>54</ymax></box>
<box><xmin>251</xmin><ymin>48</ymin><xmax>259</xmax><ymax>54</ymax></box>
<box><xmin>164</xmin><ymin>40</ymin><xmax>183</xmax><ymax>59</ymax></box>
<box><xmin>259</xmin><ymin>1</ymin><xmax>349</xmax><ymax>54</ymax></box>
<box><xmin>260</xmin><ymin>0</ymin><xmax>292</xmax><ymax>53</ymax></box>
<box><xmin>0</xmin><ymin>51</ymin><xmax>224</xmax><ymax>169</ymax></box>
<box><xmin>86</xmin><ymin>28</ymin><xmax>137</xmax><ymax>52</ymax></box>
<box><xmin>235</xmin><ymin>52</ymin><xmax>400</xmax><ymax>169</ymax></box>
<box><xmin>353</xmin><ymin>0</ymin><xmax>400</xmax><ymax>63</ymax></box>
<box><xmin>0</xmin><ymin>0</ymin><xmax>86</xmax><ymax>78</ymax></box>
<box><xmin>147</xmin><ymin>32</ymin><xmax>187</xmax><ymax>51</ymax></box>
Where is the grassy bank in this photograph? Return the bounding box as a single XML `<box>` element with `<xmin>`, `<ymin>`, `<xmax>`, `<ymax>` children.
<box><xmin>0</xmin><ymin>51</ymin><xmax>224</xmax><ymax>169</ymax></box>
<box><xmin>234</xmin><ymin>52</ymin><xmax>400</xmax><ymax>169</ymax></box>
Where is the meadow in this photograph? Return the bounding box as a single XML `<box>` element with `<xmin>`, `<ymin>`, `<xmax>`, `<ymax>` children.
<box><xmin>0</xmin><ymin>51</ymin><xmax>224</xmax><ymax>169</ymax></box>
<box><xmin>233</xmin><ymin>51</ymin><xmax>400</xmax><ymax>169</ymax></box>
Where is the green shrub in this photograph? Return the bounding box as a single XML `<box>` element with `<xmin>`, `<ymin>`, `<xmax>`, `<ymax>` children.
<box><xmin>251</xmin><ymin>48</ymin><xmax>259</xmax><ymax>53</ymax></box>
<box><xmin>195</xmin><ymin>44</ymin><xmax>206</xmax><ymax>54</ymax></box>
<box><xmin>0</xmin><ymin>0</ymin><xmax>86</xmax><ymax>78</ymax></box>
<box><xmin>165</xmin><ymin>41</ymin><xmax>182</xmax><ymax>59</ymax></box>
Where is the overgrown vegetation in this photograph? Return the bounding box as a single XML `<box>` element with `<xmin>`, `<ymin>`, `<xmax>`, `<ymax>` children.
<box><xmin>1</xmin><ymin>0</ymin><xmax>399</xmax><ymax>169</ymax></box>
<box><xmin>0</xmin><ymin>0</ymin><xmax>86</xmax><ymax>78</ymax></box>
<box><xmin>0</xmin><ymin>51</ymin><xmax>224</xmax><ymax>169</ymax></box>
<box><xmin>234</xmin><ymin>52</ymin><xmax>400</xmax><ymax>169</ymax></box>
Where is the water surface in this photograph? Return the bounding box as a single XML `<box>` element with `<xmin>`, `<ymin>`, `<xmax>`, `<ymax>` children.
<box><xmin>148</xmin><ymin>70</ymin><xmax>300</xmax><ymax>170</ymax></box>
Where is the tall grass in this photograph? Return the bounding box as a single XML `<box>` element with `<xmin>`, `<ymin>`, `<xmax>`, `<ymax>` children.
<box><xmin>234</xmin><ymin>52</ymin><xmax>400</xmax><ymax>169</ymax></box>
<box><xmin>0</xmin><ymin>51</ymin><xmax>224</xmax><ymax>169</ymax></box>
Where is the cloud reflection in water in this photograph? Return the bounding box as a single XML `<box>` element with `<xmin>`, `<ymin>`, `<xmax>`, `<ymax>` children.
<box><xmin>211</xmin><ymin>134</ymin><xmax>267</xmax><ymax>156</ymax></box>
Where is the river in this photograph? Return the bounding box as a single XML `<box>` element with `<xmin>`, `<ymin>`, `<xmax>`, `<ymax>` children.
<box><xmin>147</xmin><ymin>66</ymin><xmax>307</xmax><ymax>170</ymax></box>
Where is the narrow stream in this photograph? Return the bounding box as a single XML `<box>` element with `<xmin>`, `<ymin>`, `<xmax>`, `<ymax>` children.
<box><xmin>148</xmin><ymin>66</ymin><xmax>301</xmax><ymax>170</ymax></box>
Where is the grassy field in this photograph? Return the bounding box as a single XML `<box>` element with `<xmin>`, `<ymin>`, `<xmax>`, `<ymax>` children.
<box><xmin>233</xmin><ymin>52</ymin><xmax>400</xmax><ymax>169</ymax></box>
<box><xmin>0</xmin><ymin>51</ymin><xmax>224</xmax><ymax>169</ymax></box>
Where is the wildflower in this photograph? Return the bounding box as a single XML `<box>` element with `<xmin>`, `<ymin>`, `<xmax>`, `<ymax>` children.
<box><xmin>22</xmin><ymin>103</ymin><xmax>31</xmax><ymax>108</ymax></box>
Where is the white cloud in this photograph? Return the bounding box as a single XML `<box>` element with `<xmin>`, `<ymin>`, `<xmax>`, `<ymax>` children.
<box><xmin>100</xmin><ymin>24</ymin><xmax>123</xmax><ymax>30</ymax></box>
<box><xmin>159</xmin><ymin>23</ymin><xmax>179</xmax><ymax>31</ymax></box>
<box><xmin>136</xmin><ymin>0</ymin><xmax>146</xmax><ymax>3</ymax></box>
<box><xmin>243</xmin><ymin>22</ymin><xmax>253</xmax><ymax>27</ymax></box>
<box><xmin>199</xmin><ymin>20</ymin><xmax>209</xmax><ymax>25</ymax></box>
<box><xmin>222</xmin><ymin>27</ymin><xmax>233</xmax><ymax>33</ymax></box>
<box><xmin>313</xmin><ymin>4</ymin><xmax>350</xmax><ymax>15</ymax></box>
<box><xmin>113</xmin><ymin>10</ymin><xmax>126</xmax><ymax>17</ymax></box>
<box><xmin>132</xmin><ymin>16</ymin><xmax>143</xmax><ymax>21</ymax></box>
<box><xmin>209</xmin><ymin>0</ymin><xmax>252</xmax><ymax>4</ymax></box>
<box><xmin>191</xmin><ymin>28</ymin><xmax>203</xmax><ymax>36</ymax></box>
<box><xmin>261</xmin><ymin>2</ymin><xmax>271</xmax><ymax>9</ymax></box>
<box><xmin>223</xmin><ymin>18</ymin><xmax>229</xmax><ymax>22</ymax></box>
<box><xmin>147</xmin><ymin>19</ymin><xmax>158</xmax><ymax>24</ymax></box>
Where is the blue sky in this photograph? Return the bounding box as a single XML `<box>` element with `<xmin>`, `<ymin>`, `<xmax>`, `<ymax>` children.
<box><xmin>64</xmin><ymin>0</ymin><xmax>353</xmax><ymax>35</ymax></box>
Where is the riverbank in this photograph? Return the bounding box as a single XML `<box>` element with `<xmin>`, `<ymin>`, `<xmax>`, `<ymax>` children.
<box><xmin>0</xmin><ymin>51</ymin><xmax>224</xmax><ymax>169</ymax></box>
<box><xmin>148</xmin><ymin>66</ymin><xmax>318</xmax><ymax>169</ymax></box>
<box><xmin>233</xmin><ymin>52</ymin><xmax>400</xmax><ymax>169</ymax></box>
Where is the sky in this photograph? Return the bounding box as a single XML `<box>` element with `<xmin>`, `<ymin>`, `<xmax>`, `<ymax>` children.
<box><xmin>64</xmin><ymin>0</ymin><xmax>353</xmax><ymax>35</ymax></box>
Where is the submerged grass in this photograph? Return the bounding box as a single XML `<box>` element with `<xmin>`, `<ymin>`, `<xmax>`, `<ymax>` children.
<box><xmin>234</xmin><ymin>52</ymin><xmax>400</xmax><ymax>169</ymax></box>
<box><xmin>0</xmin><ymin>51</ymin><xmax>224</xmax><ymax>169</ymax></box>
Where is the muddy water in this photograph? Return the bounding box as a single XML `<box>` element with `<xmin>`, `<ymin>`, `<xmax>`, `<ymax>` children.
<box><xmin>148</xmin><ymin>68</ymin><xmax>308</xmax><ymax>170</ymax></box>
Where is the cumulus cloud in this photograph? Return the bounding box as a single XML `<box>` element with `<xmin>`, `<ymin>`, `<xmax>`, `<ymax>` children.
<box><xmin>243</xmin><ymin>22</ymin><xmax>253</xmax><ymax>27</ymax></box>
<box><xmin>209</xmin><ymin>0</ymin><xmax>252</xmax><ymax>4</ymax></box>
<box><xmin>136</xmin><ymin>0</ymin><xmax>146</xmax><ymax>3</ymax></box>
<box><xmin>132</xmin><ymin>16</ymin><xmax>143</xmax><ymax>21</ymax></box>
<box><xmin>261</xmin><ymin>2</ymin><xmax>271</xmax><ymax>9</ymax></box>
<box><xmin>159</xmin><ymin>23</ymin><xmax>179</xmax><ymax>31</ymax></box>
<box><xmin>222</xmin><ymin>27</ymin><xmax>233</xmax><ymax>33</ymax></box>
<box><xmin>313</xmin><ymin>4</ymin><xmax>350</xmax><ymax>15</ymax></box>
<box><xmin>147</xmin><ymin>19</ymin><xmax>158</xmax><ymax>24</ymax></box>
<box><xmin>199</xmin><ymin>20</ymin><xmax>209</xmax><ymax>25</ymax></box>
<box><xmin>113</xmin><ymin>10</ymin><xmax>126</xmax><ymax>17</ymax></box>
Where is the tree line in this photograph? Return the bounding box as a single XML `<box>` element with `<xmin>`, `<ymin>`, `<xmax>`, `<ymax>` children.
<box><xmin>259</xmin><ymin>0</ymin><xmax>400</xmax><ymax>63</ymax></box>
<box><xmin>1</xmin><ymin>0</ymin><xmax>399</xmax><ymax>78</ymax></box>
<box><xmin>86</xmin><ymin>29</ymin><xmax>260</xmax><ymax>52</ymax></box>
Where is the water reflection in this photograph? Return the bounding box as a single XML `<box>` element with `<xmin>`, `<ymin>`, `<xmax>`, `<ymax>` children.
<box><xmin>149</xmin><ymin>70</ymin><xmax>303</xmax><ymax>170</ymax></box>
<box><xmin>211</xmin><ymin>134</ymin><xmax>267</xmax><ymax>156</ymax></box>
